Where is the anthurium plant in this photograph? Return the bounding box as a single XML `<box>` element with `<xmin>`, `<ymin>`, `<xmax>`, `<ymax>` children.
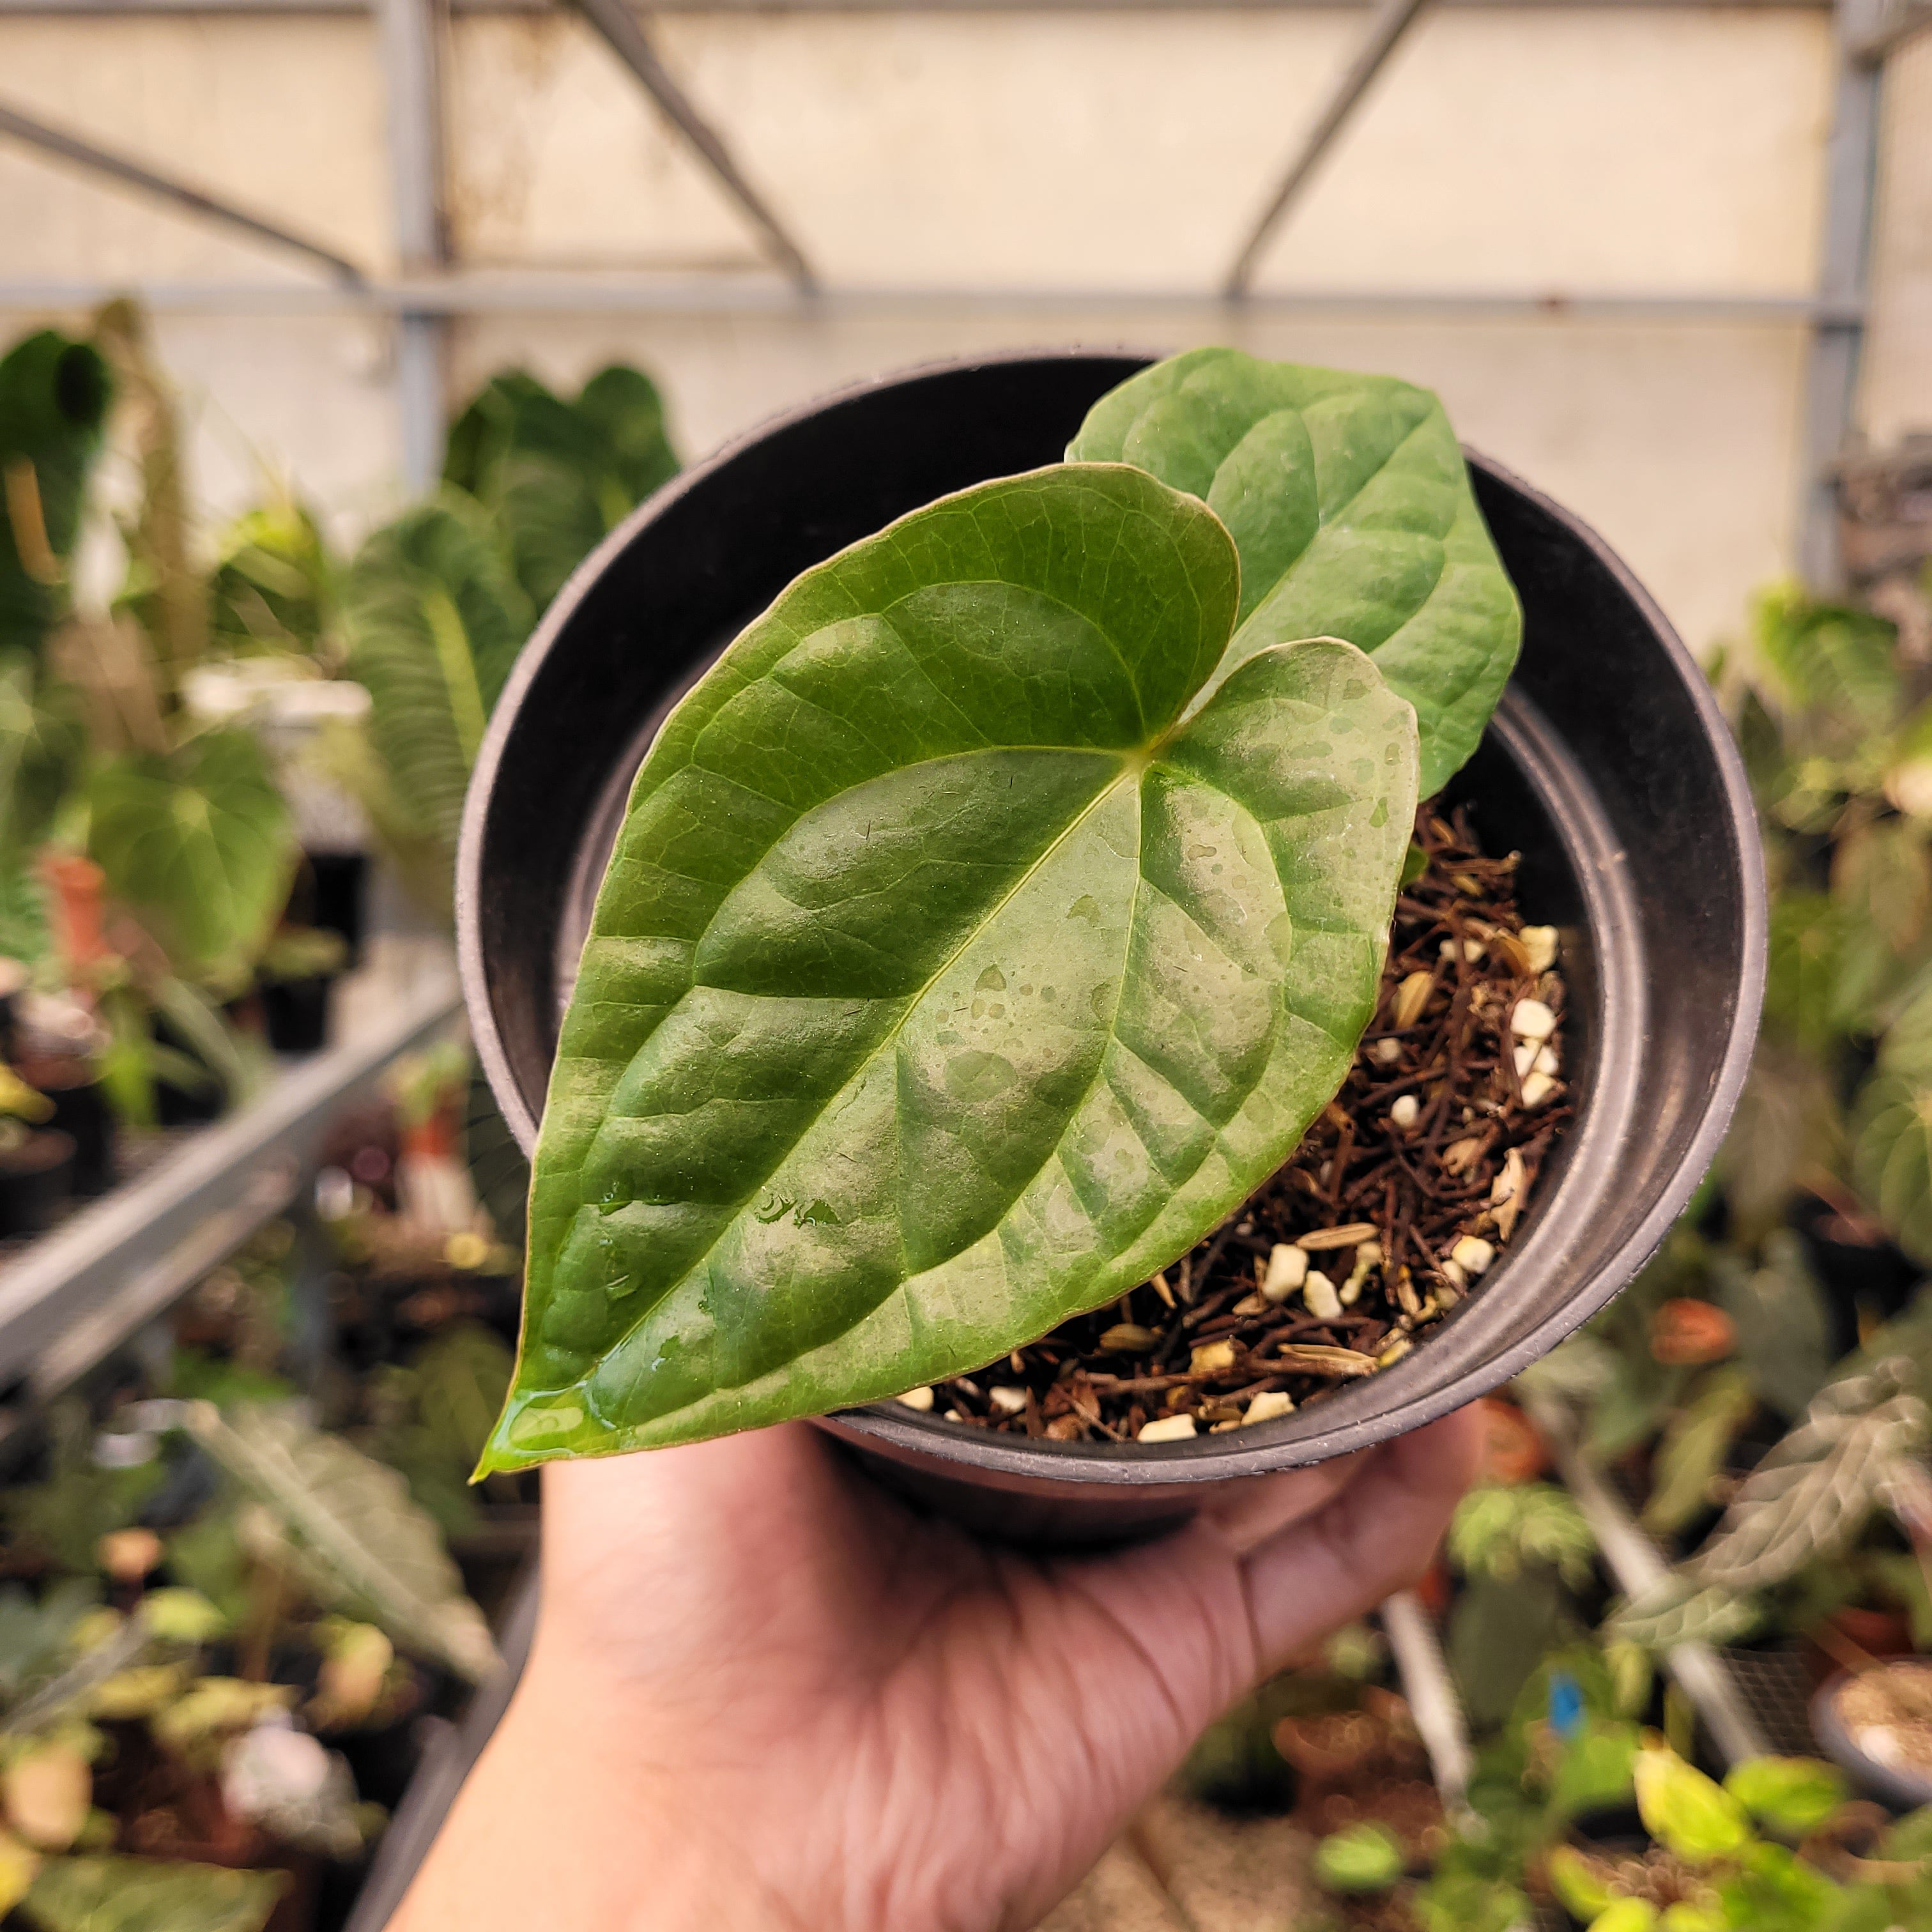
<box><xmin>482</xmin><ymin>349</ymin><xmax>1524</xmax><ymax>1468</ymax></box>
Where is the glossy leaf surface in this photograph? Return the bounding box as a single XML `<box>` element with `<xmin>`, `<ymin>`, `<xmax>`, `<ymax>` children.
<box><xmin>486</xmin><ymin>463</ymin><xmax>1418</xmax><ymax>1466</ymax></box>
<box><xmin>1068</xmin><ymin>348</ymin><xmax>1519</xmax><ymax>796</ymax></box>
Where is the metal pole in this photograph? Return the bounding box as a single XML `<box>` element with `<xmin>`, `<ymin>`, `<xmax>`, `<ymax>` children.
<box><xmin>1223</xmin><ymin>0</ymin><xmax>1430</xmax><ymax>298</ymax></box>
<box><xmin>376</xmin><ymin>0</ymin><xmax>449</xmax><ymax>494</ymax></box>
<box><xmin>1380</xmin><ymin>1590</ymin><xmax>1475</xmax><ymax>1821</ymax></box>
<box><xmin>564</xmin><ymin>0</ymin><xmax>818</xmax><ymax>293</ymax></box>
<box><xmin>1797</xmin><ymin>0</ymin><xmax>1887</xmax><ymax>589</ymax></box>
<box><xmin>0</xmin><ymin>98</ymin><xmax>365</xmax><ymax>284</ymax></box>
<box><xmin>1523</xmin><ymin>1392</ymin><xmax>1770</xmax><ymax>1767</ymax></box>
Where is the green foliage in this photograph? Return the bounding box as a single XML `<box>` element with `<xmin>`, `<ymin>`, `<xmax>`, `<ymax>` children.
<box><xmin>1633</xmin><ymin>1743</ymin><xmax>1751</xmax><ymax>1864</ymax></box>
<box><xmin>20</xmin><ymin>1855</ymin><xmax>284</xmax><ymax>1932</ymax></box>
<box><xmin>1643</xmin><ymin>1369</ymin><xmax>1756</xmax><ymax>1536</ymax></box>
<box><xmin>1713</xmin><ymin>1234</ymin><xmax>1832</xmax><ymax>1420</ymax></box>
<box><xmin>0</xmin><ymin>859</ymin><xmax>49</xmax><ymax>966</ymax></box>
<box><xmin>1547</xmin><ymin>1843</ymin><xmax>1616</xmax><ymax>1920</ymax></box>
<box><xmin>362</xmin><ymin>1322</ymin><xmax>516</xmax><ymax>1538</ymax></box>
<box><xmin>493</xmin><ymin>463</ymin><xmax>1420</xmax><ymax>1463</ymax></box>
<box><xmin>1450</xmin><ymin>1569</ymin><xmax>1570</xmax><ymax>1728</ymax></box>
<box><xmin>1587</xmin><ymin>1901</ymin><xmax>1658</xmax><ymax>1932</ymax></box>
<box><xmin>340</xmin><ymin>494</ymin><xmax>530</xmax><ymax>903</ymax></box>
<box><xmin>86</xmin><ymin>729</ymin><xmax>294</xmax><ymax>987</ymax></box>
<box><xmin>159</xmin><ymin>1514</ymin><xmax>251</xmax><ymax>1633</ymax></box>
<box><xmin>1449</xmin><ymin>1483</ymin><xmax>1597</xmax><ymax>1588</ymax></box>
<box><xmin>444</xmin><ymin>365</ymin><xmax>678</xmax><ymax>615</ymax></box>
<box><xmin>1752</xmin><ymin>583</ymin><xmax>1900</xmax><ymax>735</ymax></box>
<box><xmin>1068</xmin><ymin>346</ymin><xmax>1520</xmax><ymax>795</ymax></box>
<box><xmin>1722</xmin><ymin>1757</ymin><xmax>1846</xmax><ymax>1839</ymax></box>
<box><xmin>1312</xmin><ymin>1822</ymin><xmax>1405</xmax><ymax>1893</ymax></box>
<box><xmin>182</xmin><ymin>1402</ymin><xmax>500</xmax><ymax>1683</ymax></box>
<box><xmin>1611</xmin><ymin>1363</ymin><xmax>1927</xmax><ymax>1650</ymax></box>
<box><xmin>1</xmin><ymin>1407</ymin><xmax>163</xmax><ymax>1577</ymax></box>
<box><xmin>1411</xmin><ymin>1870</ymin><xmax>1531</xmax><ymax>1932</ymax></box>
<box><xmin>1713</xmin><ymin>1841</ymin><xmax>1842</xmax><ymax>1932</ymax></box>
<box><xmin>0</xmin><ymin>1581</ymin><xmax>99</xmax><ymax>1710</ymax></box>
<box><xmin>0</xmin><ymin>652</ymin><xmax>85</xmax><ymax>860</ymax></box>
<box><xmin>0</xmin><ymin>330</ymin><xmax>112</xmax><ymax>659</ymax></box>
<box><xmin>1853</xmin><ymin>1070</ymin><xmax>1932</xmax><ymax>1264</ymax></box>
<box><xmin>1765</xmin><ymin>892</ymin><xmax>1872</xmax><ymax>1052</ymax></box>
<box><xmin>1551</xmin><ymin>1719</ymin><xmax>1642</xmax><ymax>1820</ymax></box>
<box><xmin>206</xmin><ymin>499</ymin><xmax>336</xmax><ymax>659</ymax></box>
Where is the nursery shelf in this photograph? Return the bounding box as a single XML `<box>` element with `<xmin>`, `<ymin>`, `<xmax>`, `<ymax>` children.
<box><xmin>0</xmin><ymin>972</ymin><xmax>463</xmax><ymax>1400</ymax></box>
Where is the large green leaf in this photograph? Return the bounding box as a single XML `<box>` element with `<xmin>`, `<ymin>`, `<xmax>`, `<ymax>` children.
<box><xmin>87</xmin><ymin>730</ymin><xmax>293</xmax><ymax>985</ymax></box>
<box><xmin>445</xmin><ymin>365</ymin><xmax>678</xmax><ymax>613</ymax></box>
<box><xmin>484</xmin><ymin>463</ymin><xmax>1418</xmax><ymax>1466</ymax></box>
<box><xmin>0</xmin><ymin>330</ymin><xmax>112</xmax><ymax>659</ymax></box>
<box><xmin>1068</xmin><ymin>348</ymin><xmax>1519</xmax><ymax>795</ymax></box>
<box><xmin>342</xmin><ymin>494</ymin><xmax>532</xmax><ymax>855</ymax></box>
<box><xmin>21</xmin><ymin>1857</ymin><xmax>283</xmax><ymax>1932</ymax></box>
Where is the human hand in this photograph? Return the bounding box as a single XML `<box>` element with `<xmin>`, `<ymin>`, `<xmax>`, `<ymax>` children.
<box><xmin>392</xmin><ymin>1409</ymin><xmax>1482</xmax><ymax>1932</ymax></box>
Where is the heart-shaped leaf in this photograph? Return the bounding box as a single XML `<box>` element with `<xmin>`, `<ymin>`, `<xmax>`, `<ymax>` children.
<box><xmin>1068</xmin><ymin>348</ymin><xmax>1519</xmax><ymax>795</ymax></box>
<box><xmin>86</xmin><ymin>730</ymin><xmax>293</xmax><ymax>985</ymax></box>
<box><xmin>483</xmin><ymin>463</ymin><xmax>1418</xmax><ymax>1467</ymax></box>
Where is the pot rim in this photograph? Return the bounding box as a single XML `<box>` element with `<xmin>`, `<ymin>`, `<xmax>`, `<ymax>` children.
<box><xmin>457</xmin><ymin>348</ymin><xmax>1767</xmax><ymax>1486</ymax></box>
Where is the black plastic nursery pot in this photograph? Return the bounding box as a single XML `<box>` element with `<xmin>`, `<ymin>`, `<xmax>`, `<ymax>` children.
<box><xmin>457</xmin><ymin>351</ymin><xmax>1767</xmax><ymax>1542</ymax></box>
<box><xmin>0</xmin><ymin>1127</ymin><xmax>76</xmax><ymax>1238</ymax></box>
<box><xmin>263</xmin><ymin>974</ymin><xmax>335</xmax><ymax>1055</ymax></box>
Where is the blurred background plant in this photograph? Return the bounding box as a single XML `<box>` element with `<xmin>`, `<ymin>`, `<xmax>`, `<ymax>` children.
<box><xmin>0</xmin><ymin>304</ymin><xmax>679</xmax><ymax>1160</ymax></box>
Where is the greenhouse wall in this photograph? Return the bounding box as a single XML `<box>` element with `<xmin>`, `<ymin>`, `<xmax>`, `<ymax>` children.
<box><xmin>0</xmin><ymin>3</ymin><xmax>1925</xmax><ymax>652</ymax></box>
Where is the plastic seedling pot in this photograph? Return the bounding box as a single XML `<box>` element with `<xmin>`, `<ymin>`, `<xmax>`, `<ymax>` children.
<box><xmin>458</xmin><ymin>351</ymin><xmax>1766</xmax><ymax>1544</ymax></box>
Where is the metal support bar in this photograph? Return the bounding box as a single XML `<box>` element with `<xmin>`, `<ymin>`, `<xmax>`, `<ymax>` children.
<box><xmin>1847</xmin><ymin>0</ymin><xmax>1932</xmax><ymax>62</ymax></box>
<box><xmin>0</xmin><ymin>273</ymin><xmax>1855</xmax><ymax>319</ymax></box>
<box><xmin>1223</xmin><ymin>0</ymin><xmax>1430</xmax><ymax>298</ymax></box>
<box><xmin>0</xmin><ymin>0</ymin><xmax>1849</xmax><ymax>14</ymax></box>
<box><xmin>27</xmin><ymin>1160</ymin><xmax>300</xmax><ymax>1401</ymax></box>
<box><xmin>1526</xmin><ymin>1395</ymin><xmax>1769</xmax><ymax>1767</ymax></box>
<box><xmin>0</xmin><ymin>973</ymin><xmax>462</xmax><ymax>1390</ymax></box>
<box><xmin>1798</xmin><ymin>0</ymin><xmax>1887</xmax><ymax>589</ymax></box>
<box><xmin>1381</xmin><ymin>1590</ymin><xmax>1475</xmax><ymax>1820</ymax></box>
<box><xmin>377</xmin><ymin>0</ymin><xmax>450</xmax><ymax>493</ymax></box>
<box><xmin>564</xmin><ymin>0</ymin><xmax>818</xmax><ymax>293</ymax></box>
<box><xmin>0</xmin><ymin>98</ymin><xmax>365</xmax><ymax>284</ymax></box>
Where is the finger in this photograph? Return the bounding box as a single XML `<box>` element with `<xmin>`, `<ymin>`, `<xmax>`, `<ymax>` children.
<box><xmin>1240</xmin><ymin>1406</ymin><xmax>1483</xmax><ymax>1668</ymax></box>
<box><xmin>1194</xmin><ymin>1448</ymin><xmax>1372</xmax><ymax>1556</ymax></box>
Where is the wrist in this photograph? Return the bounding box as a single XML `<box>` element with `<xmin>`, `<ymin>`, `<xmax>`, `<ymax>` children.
<box><xmin>391</xmin><ymin>1650</ymin><xmax>783</xmax><ymax>1932</ymax></box>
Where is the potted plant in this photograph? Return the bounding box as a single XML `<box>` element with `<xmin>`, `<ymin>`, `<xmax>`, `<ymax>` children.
<box><xmin>458</xmin><ymin>349</ymin><xmax>1764</xmax><ymax>1538</ymax></box>
<box><xmin>253</xmin><ymin>926</ymin><xmax>349</xmax><ymax>1057</ymax></box>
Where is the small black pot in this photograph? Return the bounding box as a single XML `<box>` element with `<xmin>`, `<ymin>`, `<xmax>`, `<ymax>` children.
<box><xmin>263</xmin><ymin>974</ymin><xmax>335</xmax><ymax>1055</ymax></box>
<box><xmin>0</xmin><ymin>1128</ymin><xmax>76</xmax><ymax>1238</ymax></box>
<box><xmin>16</xmin><ymin>1059</ymin><xmax>114</xmax><ymax>1196</ymax></box>
<box><xmin>457</xmin><ymin>351</ymin><xmax>1765</xmax><ymax>1542</ymax></box>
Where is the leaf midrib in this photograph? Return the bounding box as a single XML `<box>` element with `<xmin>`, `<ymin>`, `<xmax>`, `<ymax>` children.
<box><xmin>572</xmin><ymin>748</ymin><xmax>1146</xmax><ymax>1377</ymax></box>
